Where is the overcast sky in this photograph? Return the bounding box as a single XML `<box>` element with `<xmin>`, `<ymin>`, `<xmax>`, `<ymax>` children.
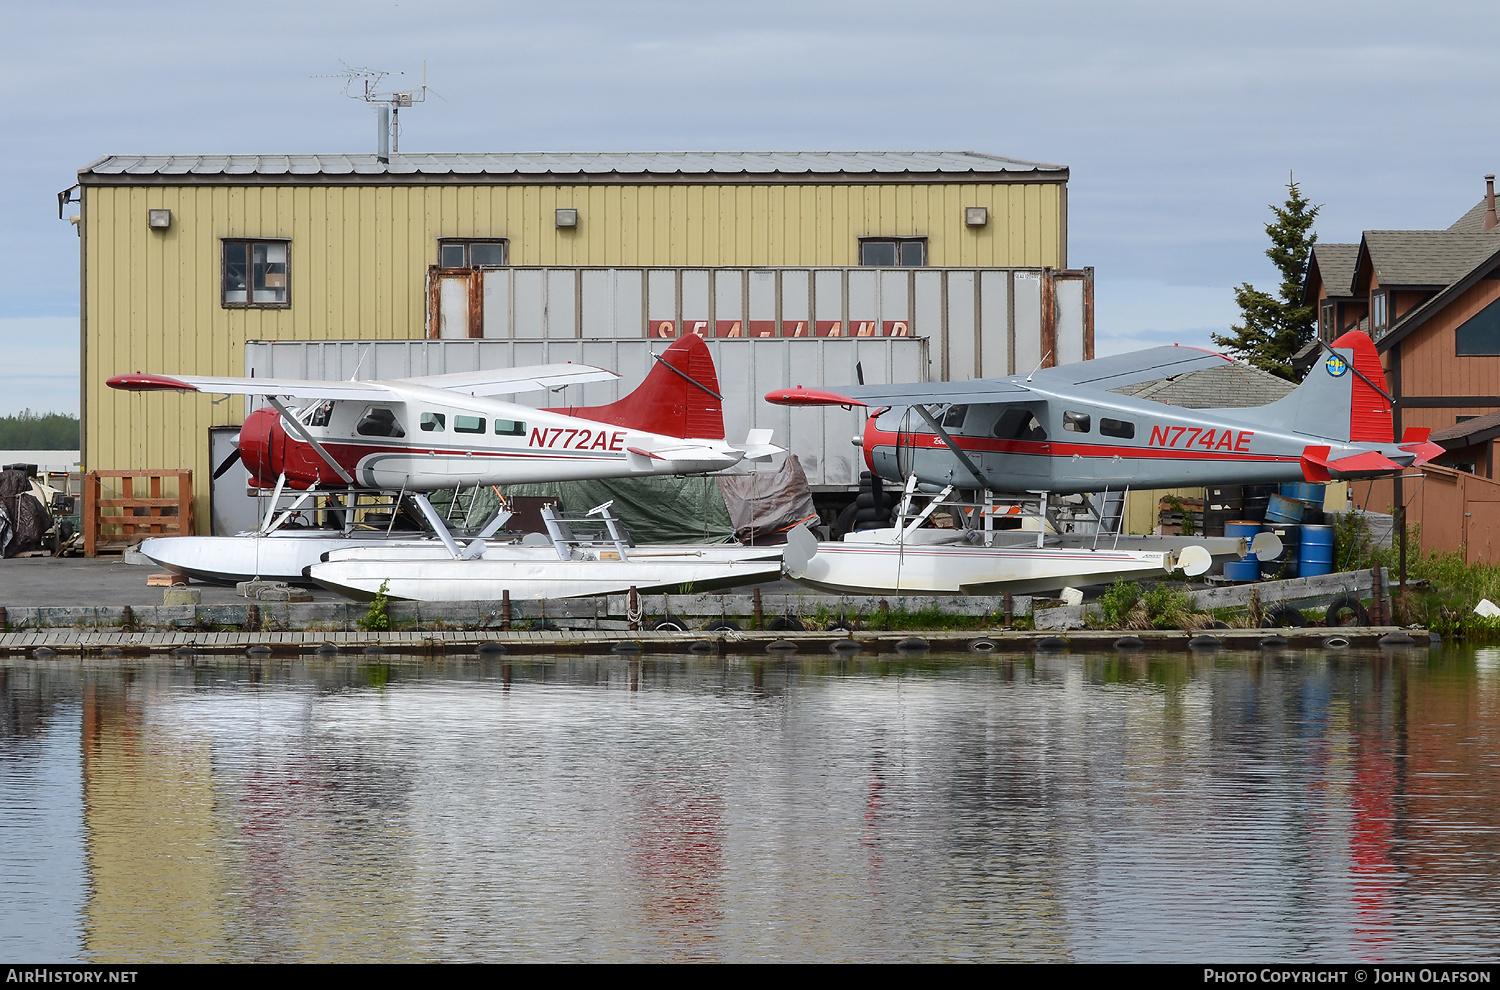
<box><xmin>2</xmin><ymin>0</ymin><xmax>1496</xmax><ymax>416</ymax></box>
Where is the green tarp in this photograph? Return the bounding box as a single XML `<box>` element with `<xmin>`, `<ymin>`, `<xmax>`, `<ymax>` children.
<box><xmin>430</xmin><ymin>475</ymin><xmax>736</xmax><ymax>545</ymax></box>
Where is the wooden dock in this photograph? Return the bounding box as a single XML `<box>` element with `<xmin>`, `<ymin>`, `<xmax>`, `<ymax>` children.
<box><xmin>0</xmin><ymin>625</ymin><xmax>1434</xmax><ymax>659</ymax></box>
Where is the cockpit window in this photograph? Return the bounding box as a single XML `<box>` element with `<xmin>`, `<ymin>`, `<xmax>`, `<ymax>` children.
<box><xmin>941</xmin><ymin>404</ymin><xmax>968</xmax><ymax>429</ymax></box>
<box><xmin>356</xmin><ymin>406</ymin><xmax>405</xmax><ymax>438</ymax></box>
<box><xmin>994</xmin><ymin>408</ymin><xmax>1048</xmax><ymax>441</ymax></box>
<box><xmin>302</xmin><ymin>401</ymin><xmax>334</xmax><ymax>428</ymax></box>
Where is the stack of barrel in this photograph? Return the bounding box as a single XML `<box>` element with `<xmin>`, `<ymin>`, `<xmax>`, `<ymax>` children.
<box><xmin>1213</xmin><ymin>482</ymin><xmax>1333</xmax><ymax>582</ymax></box>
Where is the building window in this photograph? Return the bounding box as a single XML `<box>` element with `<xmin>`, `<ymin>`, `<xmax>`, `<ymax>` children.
<box><xmin>222</xmin><ymin>240</ymin><xmax>289</xmax><ymax>308</ymax></box>
<box><xmin>1457</xmin><ymin>297</ymin><xmax>1500</xmax><ymax>355</ymax></box>
<box><xmin>1372</xmin><ymin>291</ymin><xmax>1389</xmax><ymax>334</ymax></box>
<box><xmin>439</xmin><ymin>239</ymin><xmax>508</xmax><ymax>268</ymax></box>
<box><xmin>1320</xmin><ymin>300</ymin><xmax>1335</xmax><ymax>338</ymax></box>
<box><xmin>859</xmin><ymin>238</ymin><xmax>926</xmax><ymax>267</ymax></box>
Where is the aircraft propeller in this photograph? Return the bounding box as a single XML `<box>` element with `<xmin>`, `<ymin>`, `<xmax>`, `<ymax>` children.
<box><xmin>211</xmin><ymin>434</ymin><xmax>243</xmax><ymax>480</ymax></box>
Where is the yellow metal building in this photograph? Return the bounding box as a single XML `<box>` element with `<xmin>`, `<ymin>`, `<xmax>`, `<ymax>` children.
<box><xmin>75</xmin><ymin>151</ymin><xmax>1069</xmax><ymax>531</ymax></box>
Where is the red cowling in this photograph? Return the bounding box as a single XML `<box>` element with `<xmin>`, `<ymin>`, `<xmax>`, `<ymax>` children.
<box><xmin>1330</xmin><ymin>331</ymin><xmax>1393</xmax><ymax>443</ymax></box>
<box><xmin>237</xmin><ymin>406</ymin><xmax>285</xmax><ymax>488</ymax></box>
<box><xmin>559</xmin><ymin>334</ymin><xmax>725</xmax><ymax>440</ymax></box>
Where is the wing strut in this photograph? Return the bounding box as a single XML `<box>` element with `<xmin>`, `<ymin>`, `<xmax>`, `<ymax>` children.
<box><xmin>910</xmin><ymin>404</ymin><xmax>987</xmax><ymax>487</ymax></box>
<box><xmin>266</xmin><ymin>397</ymin><xmax>356</xmax><ymax>485</ymax></box>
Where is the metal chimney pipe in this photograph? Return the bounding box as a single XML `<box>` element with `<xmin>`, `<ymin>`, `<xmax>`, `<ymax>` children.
<box><xmin>1484</xmin><ymin>174</ymin><xmax>1497</xmax><ymax>231</ymax></box>
<box><xmin>377</xmin><ymin>105</ymin><xmax>391</xmax><ymax>164</ymax></box>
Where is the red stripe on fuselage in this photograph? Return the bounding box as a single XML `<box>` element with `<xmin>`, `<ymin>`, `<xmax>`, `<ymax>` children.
<box><xmin>865</xmin><ymin>427</ymin><xmax>1293</xmax><ymax>463</ymax></box>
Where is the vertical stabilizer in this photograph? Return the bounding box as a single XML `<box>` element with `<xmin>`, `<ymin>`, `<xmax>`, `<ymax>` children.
<box><xmin>560</xmin><ymin>334</ymin><xmax>726</xmax><ymax>440</ymax></box>
<box><xmin>1219</xmin><ymin>331</ymin><xmax>1392</xmax><ymax>444</ymax></box>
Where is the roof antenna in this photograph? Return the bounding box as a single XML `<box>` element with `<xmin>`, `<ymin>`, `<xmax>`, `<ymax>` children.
<box><xmin>316</xmin><ymin>60</ymin><xmax>443</xmax><ymax>162</ymax></box>
<box><xmin>1025</xmin><ymin>351</ymin><xmax>1052</xmax><ymax>382</ymax></box>
<box><xmin>350</xmin><ymin>344</ymin><xmax>372</xmax><ymax>381</ymax></box>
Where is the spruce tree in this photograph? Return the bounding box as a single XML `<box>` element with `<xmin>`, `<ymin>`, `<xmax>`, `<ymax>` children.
<box><xmin>1212</xmin><ymin>175</ymin><xmax>1321</xmax><ymax>380</ymax></box>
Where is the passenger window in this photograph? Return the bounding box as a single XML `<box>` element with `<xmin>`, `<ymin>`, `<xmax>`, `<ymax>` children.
<box><xmin>993</xmin><ymin>408</ymin><xmax>1047</xmax><ymax>441</ymax></box>
<box><xmin>1101</xmin><ymin>418</ymin><xmax>1135</xmax><ymax>439</ymax></box>
<box><xmin>494</xmin><ymin>420</ymin><xmax>526</xmax><ymax>437</ymax></box>
<box><xmin>941</xmin><ymin>404</ymin><xmax>968</xmax><ymax>429</ymax></box>
<box><xmin>454</xmin><ymin>415</ymin><xmax>485</xmax><ymax>434</ymax></box>
<box><xmin>355</xmin><ymin>407</ymin><xmax>405</xmax><ymax>438</ymax></box>
<box><xmin>420</xmin><ymin>412</ymin><xmax>446</xmax><ymax>433</ymax></box>
<box><xmin>1063</xmin><ymin>411</ymin><xmax>1091</xmax><ymax>433</ymax></box>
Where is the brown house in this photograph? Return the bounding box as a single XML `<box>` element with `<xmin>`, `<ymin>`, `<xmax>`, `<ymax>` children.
<box><xmin>1304</xmin><ymin>176</ymin><xmax>1500</xmax><ymax>560</ymax></box>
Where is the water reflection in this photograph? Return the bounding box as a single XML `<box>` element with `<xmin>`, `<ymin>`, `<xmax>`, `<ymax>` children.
<box><xmin>2</xmin><ymin>649</ymin><xmax>1499</xmax><ymax>962</ymax></box>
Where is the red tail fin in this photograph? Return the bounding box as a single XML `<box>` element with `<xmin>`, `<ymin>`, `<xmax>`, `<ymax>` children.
<box><xmin>1331</xmin><ymin>330</ymin><xmax>1392</xmax><ymax>443</ymax></box>
<box><xmin>560</xmin><ymin>334</ymin><xmax>725</xmax><ymax>440</ymax></box>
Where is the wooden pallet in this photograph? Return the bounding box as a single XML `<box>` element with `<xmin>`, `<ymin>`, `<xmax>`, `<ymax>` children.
<box><xmin>84</xmin><ymin>470</ymin><xmax>193</xmax><ymax>556</ymax></box>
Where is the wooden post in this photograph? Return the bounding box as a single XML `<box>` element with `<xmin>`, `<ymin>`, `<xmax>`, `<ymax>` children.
<box><xmin>0</xmin><ymin>606</ymin><xmax>7</xmax><ymax>632</ymax></box>
<box><xmin>1397</xmin><ymin>505</ymin><xmax>1407</xmax><ymax>595</ymax></box>
<box><xmin>501</xmin><ymin>590</ymin><xmax>511</xmax><ymax>631</ymax></box>
<box><xmin>752</xmin><ymin>587</ymin><xmax>763</xmax><ymax>630</ymax></box>
<box><xmin>1002</xmin><ymin>592</ymin><xmax>1013</xmax><ymax>630</ymax></box>
<box><xmin>121</xmin><ymin>605</ymin><xmax>132</xmax><ymax>632</ymax></box>
<box><xmin>628</xmin><ymin>586</ymin><xmax>639</xmax><ymax>631</ymax></box>
<box><xmin>1370</xmin><ymin>566</ymin><xmax>1385</xmax><ymax>625</ymax></box>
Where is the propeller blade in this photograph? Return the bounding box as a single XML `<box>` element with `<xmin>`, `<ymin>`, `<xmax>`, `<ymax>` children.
<box><xmin>211</xmin><ymin>446</ymin><xmax>243</xmax><ymax>480</ymax></box>
<box><xmin>1250</xmin><ymin>531</ymin><xmax>1283</xmax><ymax>562</ymax></box>
<box><xmin>782</xmin><ymin>523</ymin><xmax>820</xmax><ymax>579</ymax></box>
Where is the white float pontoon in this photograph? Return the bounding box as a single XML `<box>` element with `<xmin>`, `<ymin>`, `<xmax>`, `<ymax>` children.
<box><xmin>308</xmin><ymin>502</ymin><xmax>783</xmax><ymax>602</ymax></box>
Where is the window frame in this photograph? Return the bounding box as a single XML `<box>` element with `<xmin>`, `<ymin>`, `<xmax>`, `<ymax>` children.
<box><xmin>857</xmin><ymin>237</ymin><xmax>927</xmax><ymax>267</ymax></box>
<box><xmin>438</xmin><ymin>238</ymin><xmax>509</xmax><ymax>269</ymax></box>
<box><xmin>221</xmin><ymin>238</ymin><xmax>291</xmax><ymax>309</ymax></box>
<box><xmin>1372</xmin><ymin>290</ymin><xmax>1389</xmax><ymax>333</ymax></box>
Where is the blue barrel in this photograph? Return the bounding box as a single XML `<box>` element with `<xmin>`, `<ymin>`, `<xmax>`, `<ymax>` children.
<box><xmin>1226</xmin><ymin>521</ymin><xmax>1262</xmax><ymax>564</ymax></box>
<box><xmin>1300</xmin><ymin>524</ymin><xmax>1335</xmax><ymax>577</ymax></box>
<box><xmin>1279</xmin><ymin>482</ymin><xmax>1325</xmax><ymax>506</ymax></box>
<box><xmin>1261</xmin><ymin>525</ymin><xmax>1300</xmax><ymax>579</ymax></box>
<box><xmin>1265</xmin><ymin>493</ymin><xmax>1307</xmax><ymax>524</ymax></box>
<box><xmin>1224</xmin><ymin>559</ymin><xmax>1261</xmax><ymax>581</ymax></box>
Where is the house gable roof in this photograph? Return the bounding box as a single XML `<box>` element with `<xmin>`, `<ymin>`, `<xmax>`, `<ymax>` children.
<box><xmin>1112</xmin><ymin>360</ymin><xmax>1295</xmax><ymax>408</ymax></box>
<box><xmin>1431</xmin><ymin>408</ymin><xmax>1500</xmax><ymax>449</ymax></box>
<box><xmin>1303</xmin><ymin>243</ymin><xmax>1359</xmax><ymax>303</ymax></box>
<box><xmin>1373</xmin><ymin>238</ymin><xmax>1500</xmax><ymax>351</ymax></box>
<box><xmin>1353</xmin><ymin>231</ymin><xmax>1500</xmax><ymax>291</ymax></box>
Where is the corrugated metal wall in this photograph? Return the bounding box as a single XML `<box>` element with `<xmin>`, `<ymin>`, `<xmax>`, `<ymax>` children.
<box><xmin>243</xmin><ymin>337</ymin><xmax>929</xmax><ymax>489</ymax></box>
<box><xmin>429</xmin><ymin>266</ymin><xmax>1090</xmax><ymax>382</ymax></box>
<box><xmin>81</xmin><ymin>178</ymin><xmax>1065</xmax><ymax>530</ymax></box>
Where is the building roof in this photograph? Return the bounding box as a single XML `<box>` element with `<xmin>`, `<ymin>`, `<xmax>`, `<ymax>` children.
<box><xmin>1431</xmin><ymin>408</ymin><xmax>1500</xmax><ymax>448</ymax></box>
<box><xmin>1112</xmin><ymin>360</ymin><xmax>1296</xmax><ymax>408</ymax></box>
<box><xmin>79</xmin><ymin>151</ymin><xmax>1068</xmax><ymax>185</ymax></box>
<box><xmin>1447</xmin><ymin>196</ymin><xmax>1500</xmax><ymax>233</ymax></box>
<box><xmin>1309</xmin><ymin>242</ymin><xmax>1359</xmax><ymax>298</ymax></box>
<box><xmin>1358</xmin><ymin>231</ymin><xmax>1500</xmax><ymax>289</ymax></box>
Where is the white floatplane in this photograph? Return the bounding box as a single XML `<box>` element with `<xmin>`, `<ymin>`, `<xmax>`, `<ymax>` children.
<box><xmin>113</xmin><ymin>335</ymin><xmax>783</xmax><ymax>584</ymax></box>
<box><xmin>307</xmin><ymin>502</ymin><xmax>783</xmax><ymax>602</ymax></box>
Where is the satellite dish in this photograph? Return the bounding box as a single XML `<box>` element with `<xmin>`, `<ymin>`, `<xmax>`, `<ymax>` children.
<box><xmin>1177</xmin><ymin>544</ymin><xmax>1213</xmax><ymax>577</ymax></box>
<box><xmin>782</xmin><ymin>524</ymin><xmax>820</xmax><ymax>579</ymax></box>
<box><xmin>1250</xmin><ymin>531</ymin><xmax>1284</xmax><ymax>562</ymax></box>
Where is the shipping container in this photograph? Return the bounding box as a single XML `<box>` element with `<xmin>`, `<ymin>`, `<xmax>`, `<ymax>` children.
<box><xmin>426</xmin><ymin>266</ymin><xmax>1092</xmax><ymax>382</ymax></box>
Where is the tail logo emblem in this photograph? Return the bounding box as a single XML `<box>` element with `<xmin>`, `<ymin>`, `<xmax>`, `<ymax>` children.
<box><xmin>1325</xmin><ymin>354</ymin><xmax>1349</xmax><ymax>377</ymax></box>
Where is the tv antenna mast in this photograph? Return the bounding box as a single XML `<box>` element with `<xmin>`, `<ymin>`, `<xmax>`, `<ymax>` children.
<box><xmin>317</xmin><ymin>60</ymin><xmax>438</xmax><ymax>161</ymax></box>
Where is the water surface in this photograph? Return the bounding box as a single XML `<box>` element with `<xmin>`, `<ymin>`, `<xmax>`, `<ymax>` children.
<box><xmin>3</xmin><ymin>647</ymin><xmax>1499</xmax><ymax>963</ymax></box>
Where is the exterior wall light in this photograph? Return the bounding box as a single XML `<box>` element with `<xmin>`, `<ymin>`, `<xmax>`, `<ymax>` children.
<box><xmin>965</xmin><ymin>207</ymin><xmax>988</xmax><ymax>227</ymax></box>
<box><xmin>555</xmin><ymin>208</ymin><xmax>578</xmax><ymax>228</ymax></box>
<box><xmin>147</xmin><ymin>209</ymin><xmax>172</xmax><ymax>230</ymax></box>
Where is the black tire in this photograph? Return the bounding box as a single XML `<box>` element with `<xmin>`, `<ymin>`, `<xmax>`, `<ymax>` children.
<box><xmin>1262</xmin><ymin>604</ymin><xmax>1306</xmax><ymax>628</ymax></box>
<box><xmin>1324</xmin><ymin>594</ymin><xmax>1370</xmax><ymax>627</ymax></box>
<box><xmin>827</xmin><ymin>620</ymin><xmax>855</xmax><ymax>632</ymax></box>
<box><xmin>653</xmin><ymin>619</ymin><xmax>687</xmax><ymax>632</ymax></box>
<box><xmin>702</xmin><ymin>619</ymin><xmax>741</xmax><ymax>632</ymax></box>
<box><xmin>530</xmin><ymin>619</ymin><xmax>559</xmax><ymax>632</ymax></box>
<box><xmin>767</xmin><ymin>616</ymin><xmax>806</xmax><ymax>632</ymax></box>
<box><xmin>835</xmin><ymin>503</ymin><xmax>859</xmax><ymax>538</ymax></box>
<box><xmin>852</xmin><ymin>506</ymin><xmax>890</xmax><ymax>523</ymax></box>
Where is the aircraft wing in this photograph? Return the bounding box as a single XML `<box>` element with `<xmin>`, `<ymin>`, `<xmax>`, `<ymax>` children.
<box><xmin>107</xmin><ymin>373</ymin><xmax>400</xmax><ymax>401</ymax></box>
<box><xmin>765</xmin><ymin>378</ymin><xmax>1032</xmax><ymax>408</ymax></box>
<box><xmin>1024</xmin><ymin>345</ymin><xmax>1234</xmax><ymax>391</ymax></box>
<box><xmin>397</xmin><ymin>364</ymin><xmax>619</xmax><ymax>395</ymax></box>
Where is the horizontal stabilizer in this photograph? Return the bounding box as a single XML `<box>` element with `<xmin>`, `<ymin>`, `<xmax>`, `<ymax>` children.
<box><xmin>1302</xmin><ymin>444</ymin><xmax>1403</xmax><ymax>480</ymax></box>
<box><xmin>729</xmin><ymin>428</ymin><xmax>783</xmax><ymax>463</ymax></box>
<box><xmin>1399</xmin><ymin>429</ymin><xmax>1445</xmax><ymax>466</ymax></box>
